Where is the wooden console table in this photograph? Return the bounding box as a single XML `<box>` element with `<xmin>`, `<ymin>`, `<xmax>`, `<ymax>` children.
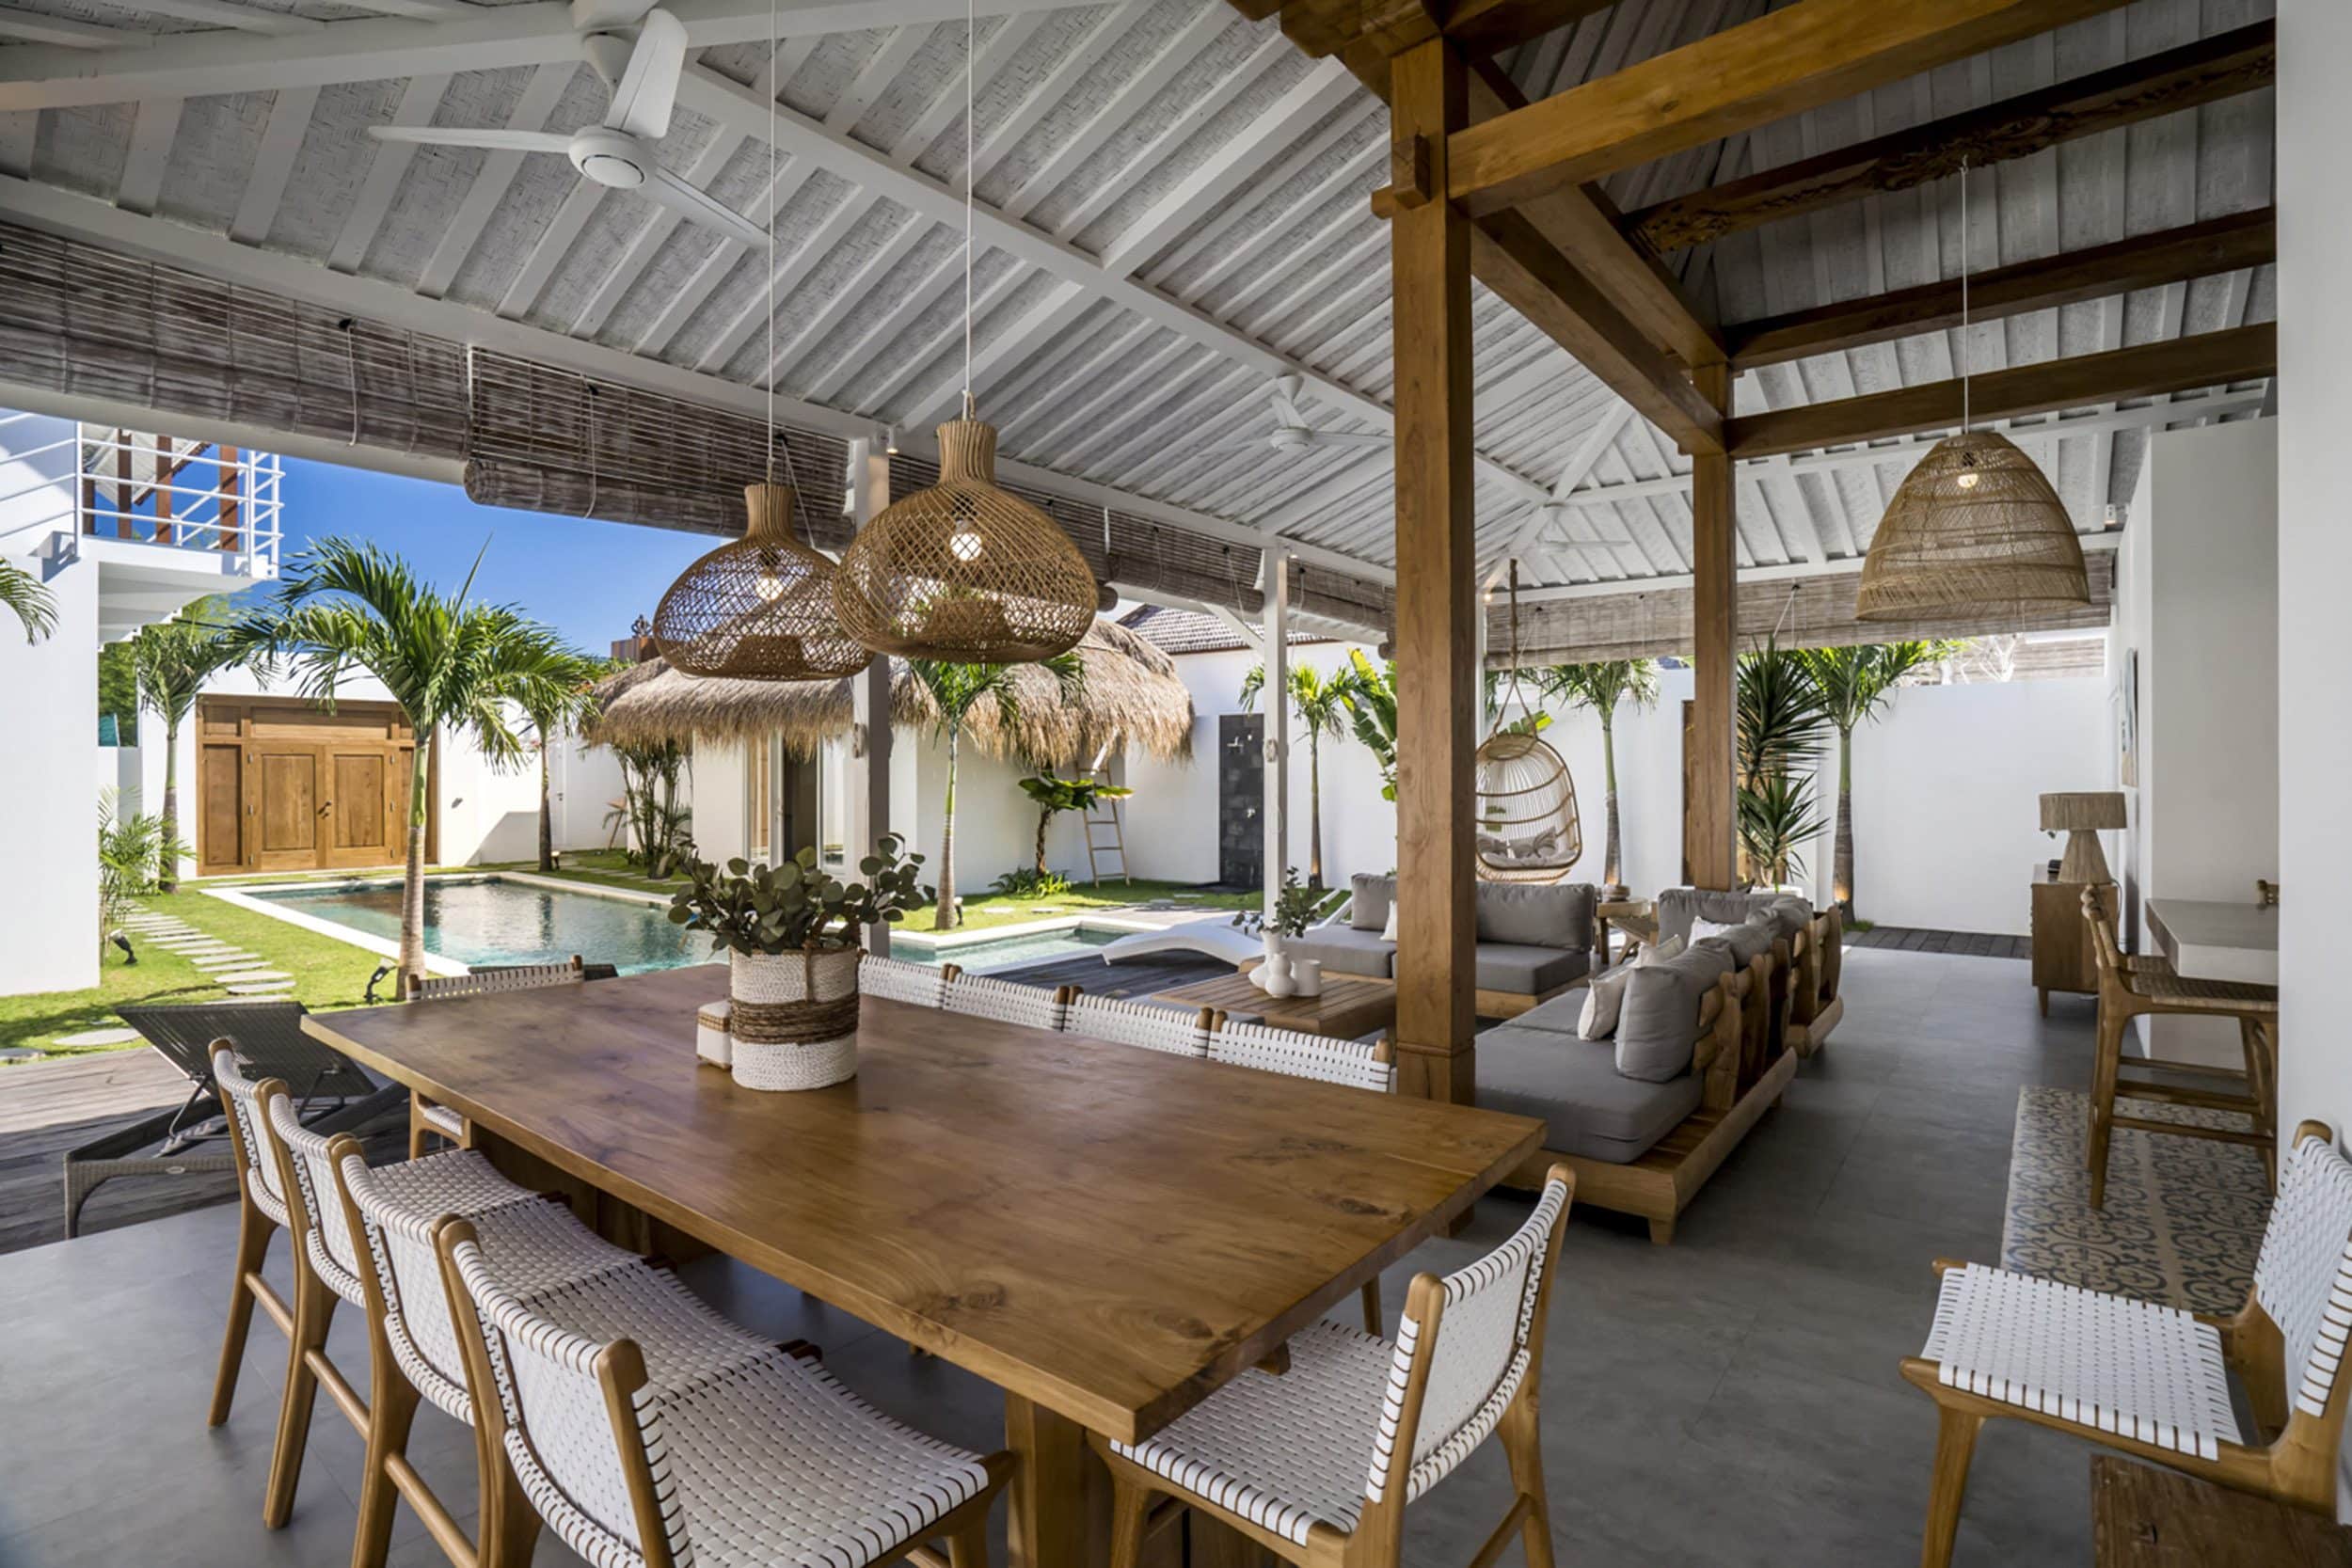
<box><xmin>2031</xmin><ymin>870</ymin><xmax>2114</xmax><ymax>1014</ymax></box>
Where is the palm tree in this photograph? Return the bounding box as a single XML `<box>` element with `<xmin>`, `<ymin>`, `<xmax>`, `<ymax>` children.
<box><xmin>234</xmin><ymin>538</ymin><xmax>582</xmax><ymax>993</ymax></box>
<box><xmin>2</xmin><ymin>557</ymin><xmax>57</xmax><ymax>643</ymax></box>
<box><xmin>1735</xmin><ymin>638</ymin><xmax>1832</xmax><ymax>889</ymax></box>
<box><xmin>1239</xmin><ymin>660</ymin><xmax>1360</xmax><ymax>889</ymax></box>
<box><xmin>1338</xmin><ymin>649</ymin><xmax>1399</xmax><ymax>802</ymax></box>
<box><xmin>1539</xmin><ymin>659</ymin><xmax>1660</xmax><ymax>892</ymax></box>
<box><xmin>1794</xmin><ymin>641</ymin><xmax>1954</xmax><ymax>916</ymax></box>
<box><xmin>906</xmin><ymin>655</ymin><xmax>1083</xmax><ymax>931</ymax></box>
<box><xmin>127</xmin><ymin>596</ymin><xmax>255</xmax><ymax>891</ymax></box>
<box><xmin>519</xmin><ymin>651</ymin><xmax>608</xmax><ymax>873</ymax></box>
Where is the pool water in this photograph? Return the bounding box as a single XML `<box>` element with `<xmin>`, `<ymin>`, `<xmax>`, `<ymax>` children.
<box><xmin>889</xmin><ymin>927</ymin><xmax>1123</xmax><ymax>974</ymax></box>
<box><xmin>255</xmin><ymin>878</ymin><xmax>710</xmax><ymax>974</ymax></box>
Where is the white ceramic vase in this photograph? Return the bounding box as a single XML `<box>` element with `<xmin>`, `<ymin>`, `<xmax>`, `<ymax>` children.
<box><xmin>1289</xmin><ymin>956</ymin><xmax>1324</xmax><ymax>998</ymax></box>
<box><xmin>1259</xmin><ymin>932</ymin><xmax>1296</xmax><ymax>998</ymax></box>
<box><xmin>726</xmin><ymin>946</ymin><xmax>862</xmax><ymax>1090</ymax></box>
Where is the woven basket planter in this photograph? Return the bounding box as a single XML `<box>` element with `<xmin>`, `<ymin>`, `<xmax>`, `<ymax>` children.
<box><xmin>727</xmin><ymin>947</ymin><xmax>862</xmax><ymax>1091</ymax></box>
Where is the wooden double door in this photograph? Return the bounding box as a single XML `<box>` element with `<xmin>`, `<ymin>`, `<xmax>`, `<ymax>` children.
<box><xmin>197</xmin><ymin>697</ymin><xmax>431</xmax><ymax>876</ymax></box>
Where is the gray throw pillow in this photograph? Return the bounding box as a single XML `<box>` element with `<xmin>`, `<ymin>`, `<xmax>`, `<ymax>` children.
<box><xmin>1350</xmin><ymin>873</ymin><xmax>1396</xmax><ymax>932</ymax></box>
<box><xmin>1694</xmin><ymin>914</ymin><xmax>1774</xmax><ymax>969</ymax></box>
<box><xmin>1615</xmin><ymin>943</ymin><xmax>1735</xmax><ymax>1082</ymax></box>
<box><xmin>1475</xmin><ymin>880</ymin><xmax>1596</xmax><ymax>950</ymax></box>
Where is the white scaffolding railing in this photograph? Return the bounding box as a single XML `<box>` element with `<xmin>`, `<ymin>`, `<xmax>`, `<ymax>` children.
<box><xmin>0</xmin><ymin>415</ymin><xmax>282</xmax><ymax>576</ymax></box>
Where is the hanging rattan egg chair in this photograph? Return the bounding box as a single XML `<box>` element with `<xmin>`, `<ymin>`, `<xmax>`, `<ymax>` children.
<box><xmin>1475</xmin><ymin>562</ymin><xmax>1581</xmax><ymax>883</ymax></box>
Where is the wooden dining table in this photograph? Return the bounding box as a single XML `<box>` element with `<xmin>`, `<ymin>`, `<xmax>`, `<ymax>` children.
<box><xmin>304</xmin><ymin>964</ymin><xmax>1546</xmax><ymax>1568</ymax></box>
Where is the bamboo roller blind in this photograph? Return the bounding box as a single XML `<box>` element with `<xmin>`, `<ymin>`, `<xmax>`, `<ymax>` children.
<box><xmin>0</xmin><ymin>223</ymin><xmax>467</xmax><ymax>458</ymax></box>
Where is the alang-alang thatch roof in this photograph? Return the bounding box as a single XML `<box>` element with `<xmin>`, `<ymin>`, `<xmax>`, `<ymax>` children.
<box><xmin>585</xmin><ymin>616</ymin><xmax>1194</xmax><ymax>767</ymax></box>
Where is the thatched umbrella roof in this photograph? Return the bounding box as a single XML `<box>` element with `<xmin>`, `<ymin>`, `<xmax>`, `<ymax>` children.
<box><xmin>586</xmin><ymin>616</ymin><xmax>1194</xmax><ymax>765</ymax></box>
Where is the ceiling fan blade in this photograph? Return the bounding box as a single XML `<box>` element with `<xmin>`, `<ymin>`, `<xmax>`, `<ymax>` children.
<box><xmin>368</xmin><ymin>125</ymin><xmax>571</xmax><ymax>154</ymax></box>
<box><xmin>604</xmin><ymin>7</ymin><xmax>687</xmax><ymax>140</ymax></box>
<box><xmin>643</xmin><ymin>165</ymin><xmax>770</xmax><ymax>250</ymax></box>
<box><xmin>1267</xmin><ymin>373</ymin><xmax>1307</xmax><ymax>428</ymax></box>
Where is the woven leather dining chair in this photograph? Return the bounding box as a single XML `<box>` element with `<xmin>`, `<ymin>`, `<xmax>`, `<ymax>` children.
<box><xmin>437</xmin><ymin>1215</ymin><xmax>1017</xmax><ymax>1568</ymax></box>
<box><xmin>1063</xmin><ymin>992</ymin><xmax>1216</xmax><ymax>1056</ymax></box>
<box><xmin>2082</xmin><ymin>889</ymin><xmax>2278</xmax><ymax>1205</ymax></box>
<box><xmin>1902</xmin><ymin>1120</ymin><xmax>2352</xmax><ymax>1568</ymax></box>
<box><xmin>942</xmin><ymin>971</ymin><xmax>1073</xmax><ymax>1032</ymax></box>
<box><xmin>1209</xmin><ymin>1018</ymin><xmax>1397</xmax><ymax>1334</ymax></box>
<box><xmin>861</xmin><ymin>953</ymin><xmax>950</xmax><ymax>1008</ymax></box>
<box><xmin>407</xmin><ymin>957</ymin><xmax>588</xmax><ymax>1157</ymax></box>
<box><xmin>331</xmin><ymin>1142</ymin><xmax>646</xmax><ymax>1568</ymax></box>
<box><xmin>1094</xmin><ymin>1166</ymin><xmax>1574</xmax><ymax>1568</ymax></box>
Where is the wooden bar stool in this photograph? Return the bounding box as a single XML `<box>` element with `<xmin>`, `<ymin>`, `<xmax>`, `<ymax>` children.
<box><xmin>2082</xmin><ymin>889</ymin><xmax>2278</xmax><ymax>1208</ymax></box>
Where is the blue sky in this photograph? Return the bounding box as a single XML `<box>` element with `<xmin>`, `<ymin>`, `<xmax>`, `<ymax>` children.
<box><xmin>251</xmin><ymin>458</ymin><xmax>717</xmax><ymax>653</ymax></box>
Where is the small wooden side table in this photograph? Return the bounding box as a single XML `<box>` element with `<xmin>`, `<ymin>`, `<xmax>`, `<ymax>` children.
<box><xmin>2032</xmin><ymin>870</ymin><xmax>2114</xmax><ymax>1014</ymax></box>
<box><xmin>2091</xmin><ymin>1456</ymin><xmax>2352</xmax><ymax>1567</ymax></box>
<box><xmin>1150</xmin><ymin>971</ymin><xmax>1397</xmax><ymax>1040</ymax></box>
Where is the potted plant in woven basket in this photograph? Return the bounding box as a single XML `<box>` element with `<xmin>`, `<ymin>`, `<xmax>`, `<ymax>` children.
<box><xmin>668</xmin><ymin>837</ymin><xmax>929</xmax><ymax>1091</ymax></box>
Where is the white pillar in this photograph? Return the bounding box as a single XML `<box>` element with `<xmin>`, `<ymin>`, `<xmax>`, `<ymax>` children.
<box><xmin>1263</xmin><ymin>549</ymin><xmax>1290</xmax><ymax>937</ymax></box>
<box><xmin>846</xmin><ymin>436</ymin><xmax>895</xmax><ymax>957</ymax></box>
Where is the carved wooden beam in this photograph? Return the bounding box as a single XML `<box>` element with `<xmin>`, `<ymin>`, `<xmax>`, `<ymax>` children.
<box><xmin>1725</xmin><ymin>208</ymin><xmax>2276</xmax><ymax>370</ymax></box>
<box><xmin>1627</xmin><ymin>21</ymin><xmax>2275</xmax><ymax>255</ymax></box>
<box><xmin>1724</xmin><ymin>324</ymin><xmax>2276</xmax><ymax>459</ymax></box>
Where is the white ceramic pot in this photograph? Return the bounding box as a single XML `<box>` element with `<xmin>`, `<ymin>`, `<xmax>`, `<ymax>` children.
<box><xmin>727</xmin><ymin>946</ymin><xmax>862</xmax><ymax>1091</ymax></box>
<box><xmin>1289</xmin><ymin>956</ymin><xmax>1324</xmax><ymax>997</ymax></box>
<box><xmin>1259</xmin><ymin>932</ymin><xmax>1296</xmax><ymax>998</ymax></box>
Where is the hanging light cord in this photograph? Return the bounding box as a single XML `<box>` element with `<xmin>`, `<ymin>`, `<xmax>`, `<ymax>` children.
<box><xmin>765</xmin><ymin>0</ymin><xmax>777</xmax><ymax>482</ymax></box>
<box><xmin>1957</xmin><ymin>157</ymin><xmax>1976</xmax><ymax>439</ymax></box>
<box><xmin>961</xmin><ymin>0</ymin><xmax>976</xmax><ymax>420</ymax></box>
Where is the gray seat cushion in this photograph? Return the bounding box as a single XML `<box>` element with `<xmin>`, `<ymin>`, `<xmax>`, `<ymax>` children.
<box><xmin>1349</xmin><ymin>874</ymin><xmax>1397</xmax><ymax>933</ymax></box>
<box><xmin>1510</xmin><ymin>989</ymin><xmax>1591</xmax><ymax>1037</ymax></box>
<box><xmin>1473</xmin><ymin>881</ymin><xmax>1597</xmax><ymax>952</ymax></box>
<box><xmin>1474</xmin><ymin>942</ymin><xmax>1590</xmax><ymax>997</ymax></box>
<box><xmin>1617</xmin><ymin>942</ymin><xmax>1736</xmax><ymax>1082</ymax></box>
<box><xmin>1476</xmin><ymin>1027</ymin><xmax>1703</xmax><ymax>1164</ymax></box>
<box><xmin>1288</xmin><ymin>925</ymin><xmax>1396</xmax><ymax>979</ymax></box>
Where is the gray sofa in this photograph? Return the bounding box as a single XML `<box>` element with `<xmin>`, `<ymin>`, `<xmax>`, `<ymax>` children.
<box><xmin>1287</xmin><ymin>873</ymin><xmax>1597</xmax><ymax>1017</ymax></box>
<box><xmin>1627</xmin><ymin>886</ymin><xmax>1843</xmax><ymax>1056</ymax></box>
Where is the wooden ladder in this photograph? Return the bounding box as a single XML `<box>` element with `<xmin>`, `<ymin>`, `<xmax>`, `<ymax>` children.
<box><xmin>1083</xmin><ymin>756</ymin><xmax>1130</xmax><ymax>886</ymax></box>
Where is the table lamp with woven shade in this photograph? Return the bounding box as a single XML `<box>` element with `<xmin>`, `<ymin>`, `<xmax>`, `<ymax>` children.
<box><xmin>652</xmin><ymin>481</ymin><xmax>872</xmax><ymax>680</ymax></box>
<box><xmin>2041</xmin><ymin>790</ymin><xmax>2126</xmax><ymax>883</ymax></box>
<box><xmin>832</xmin><ymin>414</ymin><xmax>1098</xmax><ymax>663</ymax></box>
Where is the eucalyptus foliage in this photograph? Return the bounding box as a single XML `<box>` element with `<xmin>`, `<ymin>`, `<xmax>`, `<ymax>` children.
<box><xmin>670</xmin><ymin>836</ymin><xmax>930</xmax><ymax>958</ymax></box>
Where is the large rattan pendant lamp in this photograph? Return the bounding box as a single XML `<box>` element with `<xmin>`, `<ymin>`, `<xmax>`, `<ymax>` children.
<box><xmin>1856</xmin><ymin>158</ymin><xmax>2090</xmax><ymax>622</ymax></box>
<box><xmin>831</xmin><ymin>0</ymin><xmax>1098</xmax><ymax>664</ymax></box>
<box><xmin>651</xmin><ymin>5</ymin><xmax>869</xmax><ymax>682</ymax></box>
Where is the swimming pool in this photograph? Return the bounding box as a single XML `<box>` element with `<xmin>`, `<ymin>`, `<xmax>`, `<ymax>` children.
<box><xmin>251</xmin><ymin>877</ymin><xmax>709</xmax><ymax>974</ymax></box>
<box><xmin>890</xmin><ymin>926</ymin><xmax>1123</xmax><ymax>974</ymax></box>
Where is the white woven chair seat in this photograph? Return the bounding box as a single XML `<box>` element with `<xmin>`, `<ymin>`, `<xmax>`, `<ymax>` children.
<box><xmin>304</xmin><ymin>1148</ymin><xmax>540</xmax><ymax>1307</ymax></box>
<box><xmin>1920</xmin><ymin>1263</ymin><xmax>2242</xmax><ymax>1460</ymax></box>
<box><xmin>1112</xmin><ymin>1321</ymin><xmax>1392</xmax><ymax>1544</ymax></box>
<box><xmin>645</xmin><ymin>1353</ymin><xmax>993</xmax><ymax>1568</ymax></box>
<box><xmin>417</xmin><ymin>1100</ymin><xmax>466</xmax><ymax>1139</ymax></box>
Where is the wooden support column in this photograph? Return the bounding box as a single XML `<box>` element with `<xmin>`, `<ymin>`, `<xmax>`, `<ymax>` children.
<box><xmin>1263</xmin><ymin>548</ymin><xmax>1290</xmax><ymax>937</ymax></box>
<box><xmin>1687</xmin><ymin>361</ymin><xmax>1737</xmax><ymax>891</ymax></box>
<box><xmin>1390</xmin><ymin>36</ymin><xmax>1477</xmax><ymax>1106</ymax></box>
<box><xmin>847</xmin><ymin>436</ymin><xmax>895</xmax><ymax>957</ymax></box>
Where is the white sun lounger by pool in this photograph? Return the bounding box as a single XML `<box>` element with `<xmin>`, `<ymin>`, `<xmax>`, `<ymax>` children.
<box><xmin>1098</xmin><ymin>915</ymin><xmax>1263</xmax><ymax>969</ymax></box>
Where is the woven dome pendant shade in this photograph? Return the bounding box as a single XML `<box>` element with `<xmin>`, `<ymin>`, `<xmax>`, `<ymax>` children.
<box><xmin>652</xmin><ymin>482</ymin><xmax>874</xmax><ymax>680</ymax></box>
<box><xmin>832</xmin><ymin>417</ymin><xmax>1100</xmax><ymax>662</ymax></box>
<box><xmin>1854</xmin><ymin>430</ymin><xmax>2090</xmax><ymax>621</ymax></box>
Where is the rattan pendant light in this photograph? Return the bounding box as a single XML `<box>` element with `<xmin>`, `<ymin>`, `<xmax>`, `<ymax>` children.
<box><xmin>831</xmin><ymin>0</ymin><xmax>1099</xmax><ymax>664</ymax></box>
<box><xmin>650</xmin><ymin>5</ymin><xmax>869</xmax><ymax>682</ymax></box>
<box><xmin>1857</xmin><ymin>159</ymin><xmax>2088</xmax><ymax>622</ymax></box>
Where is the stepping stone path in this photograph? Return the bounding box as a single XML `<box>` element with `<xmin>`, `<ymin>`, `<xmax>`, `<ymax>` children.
<box><xmin>212</xmin><ymin>970</ymin><xmax>290</xmax><ymax>985</ymax></box>
<box><xmin>226</xmin><ymin>980</ymin><xmax>294</xmax><ymax>996</ymax></box>
<box><xmin>192</xmin><ymin>955</ymin><xmax>262</xmax><ymax>971</ymax></box>
<box><xmin>53</xmin><ymin>1027</ymin><xmax>140</xmax><ymax>1048</ymax></box>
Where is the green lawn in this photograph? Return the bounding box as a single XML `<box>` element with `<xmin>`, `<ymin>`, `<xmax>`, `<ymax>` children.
<box><xmin>0</xmin><ymin>891</ymin><xmax>389</xmax><ymax>1065</ymax></box>
<box><xmin>480</xmin><ymin>851</ymin><xmax>1260</xmax><ymax>935</ymax></box>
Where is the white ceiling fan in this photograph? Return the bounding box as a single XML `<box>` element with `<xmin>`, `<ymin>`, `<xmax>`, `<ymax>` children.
<box><xmin>367</xmin><ymin>6</ymin><xmax>767</xmax><ymax>251</ymax></box>
<box><xmin>1204</xmin><ymin>376</ymin><xmax>1393</xmax><ymax>457</ymax></box>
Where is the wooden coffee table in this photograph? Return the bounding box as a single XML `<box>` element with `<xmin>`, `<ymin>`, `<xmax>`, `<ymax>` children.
<box><xmin>1150</xmin><ymin>969</ymin><xmax>1397</xmax><ymax>1038</ymax></box>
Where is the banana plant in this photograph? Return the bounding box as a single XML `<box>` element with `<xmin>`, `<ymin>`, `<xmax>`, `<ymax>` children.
<box><xmin>1016</xmin><ymin>771</ymin><xmax>1132</xmax><ymax>879</ymax></box>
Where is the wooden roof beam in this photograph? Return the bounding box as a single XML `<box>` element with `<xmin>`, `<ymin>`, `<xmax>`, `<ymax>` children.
<box><xmin>1629</xmin><ymin>21</ymin><xmax>2275</xmax><ymax>255</ymax></box>
<box><xmin>1724</xmin><ymin>324</ymin><xmax>2277</xmax><ymax>459</ymax></box>
<box><xmin>1444</xmin><ymin>0</ymin><xmax>2137</xmax><ymax>216</ymax></box>
<box><xmin>1725</xmin><ymin>208</ymin><xmax>2277</xmax><ymax>371</ymax></box>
